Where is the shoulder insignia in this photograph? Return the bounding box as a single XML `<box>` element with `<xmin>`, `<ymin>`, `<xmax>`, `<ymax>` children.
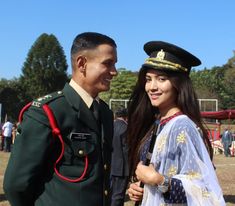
<box><xmin>32</xmin><ymin>101</ymin><xmax>41</xmax><ymax>107</ymax></box>
<box><xmin>31</xmin><ymin>90</ymin><xmax>64</xmax><ymax>108</ymax></box>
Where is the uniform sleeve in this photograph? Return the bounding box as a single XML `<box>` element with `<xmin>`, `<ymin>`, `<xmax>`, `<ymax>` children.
<box><xmin>3</xmin><ymin>109</ymin><xmax>54</xmax><ymax>206</ymax></box>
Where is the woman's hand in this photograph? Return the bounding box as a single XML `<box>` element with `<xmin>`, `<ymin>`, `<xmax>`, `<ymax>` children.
<box><xmin>127</xmin><ymin>181</ymin><xmax>143</xmax><ymax>202</ymax></box>
<box><xmin>135</xmin><ymin>162</ymin><xmax>164</xmax><ymax>186</ymax></box>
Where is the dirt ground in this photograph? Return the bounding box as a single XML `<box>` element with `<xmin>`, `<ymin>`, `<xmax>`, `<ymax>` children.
<box><xmin>1</xmin><ymin>152</ymin><xmax>235</xmax><ymax>206</ymax></box>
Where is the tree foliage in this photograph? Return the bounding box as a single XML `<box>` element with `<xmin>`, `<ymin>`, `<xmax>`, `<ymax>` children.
<box><xmin>190</xmin><ymin>51</ymin><xmax>235</xmax><ymax>110</ymax></box>
<box><xmin>1</xmin><ymin>41</ymin><xmax>235</xmax><ymax>122</ymax></box>
<box><xmin>0</xmin><ymin>78</ymin><xmax>23</xmax><ymax>122</ymax></box>
<box><xmin>99</xmin><ymin>68</ymin><xmax>137</xmax><ymax>110</ymax></box>
<box><xmin>220</xmin><ymin>52</ymin><xmax>235</xmax><ymax>109</ymax></box>
<box><xmin>20</xmin><ymin>33</ymin><xmax>68</xmax><ymax>101</ymax></box>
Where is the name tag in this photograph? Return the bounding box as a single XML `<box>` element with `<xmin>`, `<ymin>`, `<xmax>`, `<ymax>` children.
<box><xmin>70</xmin><ymin>132</ymin><xmax>91</xmax><ymax>141</ymax></box>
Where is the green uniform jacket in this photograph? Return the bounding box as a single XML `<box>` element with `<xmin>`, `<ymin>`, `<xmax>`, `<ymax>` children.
<box><xmin>4</xmin><ymin>83</ymin><xmax>114</xmax><ymax>206</ymax></box>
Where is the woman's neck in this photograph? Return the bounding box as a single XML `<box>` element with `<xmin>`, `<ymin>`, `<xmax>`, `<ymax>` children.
<box><xmin>160</xmin><ymin>107</ymin><xmax>181</xmax><ymax>121</ymax></box>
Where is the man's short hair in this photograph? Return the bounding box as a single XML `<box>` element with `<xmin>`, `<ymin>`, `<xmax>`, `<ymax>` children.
<box><xmin>71</xmin><ymin>32</ymin><xmax>117</xmax><ymax>57</ymax></box>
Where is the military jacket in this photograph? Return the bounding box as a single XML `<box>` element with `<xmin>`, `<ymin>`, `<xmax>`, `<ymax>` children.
<box><xmin>4</xmin><ymin>83</ymin><xmax>114</xmax><ymax>206</ymax></box>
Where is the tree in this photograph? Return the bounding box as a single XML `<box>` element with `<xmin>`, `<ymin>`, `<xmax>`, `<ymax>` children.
<box><xmin>99</xmin><ymin>68</ymin><xmax>137</xmax><ymax>109</ymax></box>
<box><xmin>20</xmin><ymin>33</ymin><xmax>68</xmax><ymax>101</ymax></box>
<box><xmin>190</xmin><ymin>68</ymin><xmax>217</xmax><ymax>99</ymax></box>
<box><xmin>0</xmin><ymin>78</ymin><xmax>23</xmax><ymax>122</ymax></box>
<box><xmin>221</xmin><ymin>52</ymin><xmax>235</xmax><ymax>109</ymax></box>
<box><xmin>191</xmin><ymin>58</ymin><xmax>235</xmax><ymax>110</ymax></box>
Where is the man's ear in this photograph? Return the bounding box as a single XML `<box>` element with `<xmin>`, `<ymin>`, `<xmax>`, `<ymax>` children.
<box><xmin>76</xmin><ymin>55</ymin><xmax>87</xmax><ymax>73</ymax></box>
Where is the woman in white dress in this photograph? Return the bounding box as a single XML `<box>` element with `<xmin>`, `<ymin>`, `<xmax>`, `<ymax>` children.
<box><xmin>127</xmin><ymin>41</ymin><xmax>225</xmax><ymax>206</ymax></box>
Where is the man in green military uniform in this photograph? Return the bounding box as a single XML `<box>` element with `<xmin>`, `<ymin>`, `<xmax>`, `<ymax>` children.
<box><xmin>4</xmin><ymin>32</ymin><xmax>118</xmax><ymax>206</ymax></box>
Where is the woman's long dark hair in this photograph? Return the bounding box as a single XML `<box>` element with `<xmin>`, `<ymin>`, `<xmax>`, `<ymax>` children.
<box><xmin>127</xmin><ymin>67</ymin><xmax>213</xmax><ymax>177</ymax></box>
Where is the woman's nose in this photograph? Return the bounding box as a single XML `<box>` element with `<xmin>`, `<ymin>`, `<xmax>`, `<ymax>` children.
<box><xmin>150</xmin><ymin>79</ymin><xmax>158</xmax><ymax>90</ymax></box>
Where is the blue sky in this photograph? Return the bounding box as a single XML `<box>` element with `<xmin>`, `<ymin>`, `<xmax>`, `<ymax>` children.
<box><xmin>0</xmin><ymin>0</ymin><xmax>235</xmax><ymax>79</ymax></box>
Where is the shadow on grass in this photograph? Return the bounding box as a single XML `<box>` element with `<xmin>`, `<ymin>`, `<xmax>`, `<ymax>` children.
<box><xmin>224</xmin><ymin>195</ymin><xmax>235</xmax><ymax>204</ymax></box>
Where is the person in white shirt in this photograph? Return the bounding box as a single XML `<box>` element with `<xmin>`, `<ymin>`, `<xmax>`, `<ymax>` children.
<box><xmin>2</xmin><ymin>120</ymin><xmax>13</xmax><ymax>152</ymax></box>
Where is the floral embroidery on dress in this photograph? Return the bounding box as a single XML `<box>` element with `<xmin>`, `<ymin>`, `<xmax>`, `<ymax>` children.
<box><xmin>202</xmin><ymin>188</ymin><xmax>210</xmax><ymax>198</ymax></box>
<box><xmin>176</xmin><ymin>131</ymin><xmax>186</xmax><ymax>144</ymax></box>
<box><xmin>141</xmin><ymin>115</ymin><xmax>225</xmax><ymax>205</ymax></box>
<box><xmin>167</xmin><ymin>165</ymin><xmax>177</xmax><ymax>177</ymax></box>
<box><xmin>191</xmin><ymin>185</ymin><xmax>211</xmax><ymax>199</ymax></box>
<box><xmin>156</xmin><ymin>135</ymin><xmax>167</xmax><ymax>153</ymax></box>
<box><xmin>185</xmin><ymin>171</ymin><xmax>201</xmax><ymax>180</ymax></box>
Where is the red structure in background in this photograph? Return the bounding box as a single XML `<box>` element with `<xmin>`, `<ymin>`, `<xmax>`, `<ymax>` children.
<box><xmin>205</xmin><ymin>123</ymin><xmax>221</xmax><ymax>141</ymax></box>
<box><xmin>201</xmin><ymin>109</ymin><xmax>235</xmax><ymax>139</ymax></box>
<box><xmin>201</xmin><ymin>110</ymin><xmax>235</xmax><ymax>120</ymax></box>
<box><xmin>201</xmin><ymin>109</ymin><xmax>235</xmax><ymax>155</ymax></box>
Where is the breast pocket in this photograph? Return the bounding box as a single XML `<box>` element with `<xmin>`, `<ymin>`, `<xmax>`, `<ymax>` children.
<box><xmin>70</xmin><ymin>132</ymin><xmax>95</xmax><ymax>157</ymax></box>
<box><xmin>56</xmin><ymin>132</ymin><xmax>96</xmax><ymax>182</ymax></box>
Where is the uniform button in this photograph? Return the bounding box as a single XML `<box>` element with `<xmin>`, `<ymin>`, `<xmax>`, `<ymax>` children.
<box><xmin>78</xmin><ymin>150</ymin><xmax>84</xmax><ymax>156</ymax></box>
<box><xmin>104</xmin><ymin>190</ymin><xmax>108</xmax><ymax>196</ymax></box>
<box><xmin>104</xmin><ymin>164</ymin><xmax>107</xmax><ymax>170</ymax></box>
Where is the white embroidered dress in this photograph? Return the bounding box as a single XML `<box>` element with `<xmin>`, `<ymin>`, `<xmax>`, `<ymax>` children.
<box><xmin>141</xmin><ymin>115</ymin><xmax>225</xmax><ymax>206</ymax></box>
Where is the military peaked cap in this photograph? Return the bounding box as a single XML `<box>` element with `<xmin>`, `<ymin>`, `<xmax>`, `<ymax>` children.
<box><xmin>143</xmin><ymin>41</ymin><xmax>201</xmax><ymax>73</ymax></box>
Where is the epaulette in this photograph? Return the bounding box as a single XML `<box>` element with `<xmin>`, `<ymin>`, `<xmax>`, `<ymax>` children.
<box><xmin>31</xmin><ymin>90</ymin><xmax>64</xmax><ymax>108</ymax></box>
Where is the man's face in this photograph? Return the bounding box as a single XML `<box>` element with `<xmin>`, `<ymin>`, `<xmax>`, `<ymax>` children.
<box><xmin>79</xmin><ymin>44</ymin><xmax>117</xmax><ymax>98</ymax></box>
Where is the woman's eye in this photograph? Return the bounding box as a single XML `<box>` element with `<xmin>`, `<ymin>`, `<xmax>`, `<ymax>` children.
<box><xmin>158</xmin><ymin>76</ymin><xmax>166</xmax><ymax>81</ymax></box>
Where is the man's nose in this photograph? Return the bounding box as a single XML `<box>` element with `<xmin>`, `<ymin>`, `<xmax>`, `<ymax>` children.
<box><xmin>110</xmin><ymin>66</ymin><xmax>117</xmax><ymax>76</ymax></box>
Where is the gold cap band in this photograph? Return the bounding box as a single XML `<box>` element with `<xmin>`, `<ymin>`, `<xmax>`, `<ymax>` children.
<box><xmin>144</xmin><ymin>57</ymin><xmax>188</xmax><ymax>72</ymax></box>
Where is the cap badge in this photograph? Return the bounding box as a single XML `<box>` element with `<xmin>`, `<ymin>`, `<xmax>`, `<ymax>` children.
<box><xmin>156</xmin><ymin>49</ymin><xmax>165</xmax><ymax>60</ymax></box>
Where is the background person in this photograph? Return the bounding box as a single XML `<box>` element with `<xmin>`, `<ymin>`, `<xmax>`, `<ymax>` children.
<box><xmin>111</xmin><ymin>108</ymin><xmax>129</xmax><ymax>206</ymax></box>
<box><xmin>127</xmin><ymin>41</ymin><xmax>225</xmax><ymax>205</ymax></box>
<box><xmin>11</xmin><ymin>122</ymin><xmax>19</xmax><ymax>144</ymax></box>
<box><xmin>2</xmin><ymin>119</ymin><xmax>13</xmax><ymax>152</ymax></box>
<box><xmin>4</xmin><ymin>32</ymin><xmax>117</xmax><ymax>206</ymax></box>
<box><xmin>221</xmin><ymin>128</ymin><xmax>233</xmax><ymax>157</ymax></box>
<box><xmin>0</xmin><ymin>123</ymin><xmax>4</xmax><ymax>151</ymax></box>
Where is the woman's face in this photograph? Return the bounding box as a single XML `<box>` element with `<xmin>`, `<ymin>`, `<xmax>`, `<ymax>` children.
<box><xmin>145</xmin><ymin>69</ymin><xmax>177</xmax><ymax>112</ymax></box>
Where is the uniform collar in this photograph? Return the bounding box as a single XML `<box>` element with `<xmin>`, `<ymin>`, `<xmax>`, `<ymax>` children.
<box><xmin>63</xmin><ymin>83</ymin><xmax>100</xmax><ymax>134</ymax></box>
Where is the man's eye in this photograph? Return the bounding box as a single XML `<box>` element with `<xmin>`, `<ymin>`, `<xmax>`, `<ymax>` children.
<box><xmin>103</xmin><ymin>61</ymin><xmax>113</xmax><ymax>67</ymax></box>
